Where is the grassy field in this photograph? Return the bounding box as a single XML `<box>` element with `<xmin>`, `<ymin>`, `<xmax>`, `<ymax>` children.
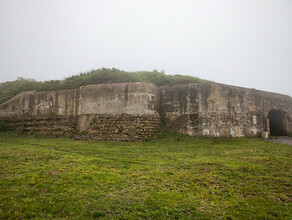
<box><xmin>0</xmin><ymin>133</ymin><xmax>291</xmax><ymax>219</ymax></box>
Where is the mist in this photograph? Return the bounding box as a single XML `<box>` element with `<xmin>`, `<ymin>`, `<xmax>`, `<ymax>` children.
<box><xmin>0</xmin><ymin>0</ymin><xmax>291</xmax><ymax>95</ymax></box>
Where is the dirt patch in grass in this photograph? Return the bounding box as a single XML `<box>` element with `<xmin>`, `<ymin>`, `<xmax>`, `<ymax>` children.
<box><xmin>267</xmin><ymin>136</ymin><xmax>292</xmax><ymax>146</ymax></box>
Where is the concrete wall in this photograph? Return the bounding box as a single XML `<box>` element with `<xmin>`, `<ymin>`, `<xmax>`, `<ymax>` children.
<box><xmin>160</xmin><ymin>82</ymin><xmax>292</xmax><ymax>137</ymax></box>
<box><xmin>0</xmin><ymin>82</ymin><xmax>291</xmax><ymax>140</ymax></box>
<box><xmin>77</xmin><ymin>82</ymin><xmax>159</xmax><ymax>133</ymax></box>
<box><xmin>79</xmin><ymin>82</ymin><xmax>158</xmax><ymax>115</ymax></box>
<box><xmin>0</xmin><ymin>82</ymin><xmax>161</xmax><ymax>141</ymax></box>
<box><xmin>0</xmin><ymin>89</ymin><xmax>79</xmax><ymax>117</ymax></box>
<box><xmin>0</xmin><ymin>82</ymin><xmax>158</xmax><ymax>117</ymax></box>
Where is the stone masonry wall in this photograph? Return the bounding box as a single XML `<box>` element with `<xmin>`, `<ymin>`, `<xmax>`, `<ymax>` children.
<box><xmin>0</xmin><ymin>82</ymin><xmax>291</xmax><ymax>140</ymax></box>
<box><xmin>81</xmin><ymin>114</ymin><xmax>161</xmax><ymax>141</ymax></box>
<box><xmin>2</xmin><ymin>116</ymin><xmax>78</xmax><ymax>136</ymax></box>
<box><xmin>0</xmin><ymin>82</ymin><xmax>162</xmax><ymax>141</ymax></box>
<box><xmin>1</xmin><ymin>114</ymin><xmax>161</xmax><ymax>141</ymax></box>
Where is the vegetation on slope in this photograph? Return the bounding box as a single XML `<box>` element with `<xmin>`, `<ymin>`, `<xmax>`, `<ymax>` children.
<box><xmin>0</xmin><ymin>68</ymin><xmax>206</xmax><ymax>104</ymax></box>
<box><xmin>0</xmin><ymin>132</ymin><xmax>291</xmax><ymax>219</ymax></box>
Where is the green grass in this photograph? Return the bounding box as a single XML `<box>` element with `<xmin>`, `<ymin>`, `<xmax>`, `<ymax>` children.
<box><xmin>0</xmin><ymin>132</ymin><xmax>291</xmax><ymax>219</ymax></box>
<box><xmin>0</xmin><ymin>68</ymin><xmax>207</xmax><ymax>104</ymax></box>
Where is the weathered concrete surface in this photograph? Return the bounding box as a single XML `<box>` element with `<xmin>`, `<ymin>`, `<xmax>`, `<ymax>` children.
<box><xmin>0</xmin><ymin>81</ymin><xmax>291</xmax><ymax>140</ymax></box>
<box><xmin>160</xmin><ymin>82</ymin><xmax>292</xmax><ymax>137</ymax></box>
<box><xmin>0</xmin><ymin>82</ymin><xmax>158</xmax><ymax>117</ymax></box>
<box><xmin>76</xmin><ymin>82</ymin><xmax>159</xmax><ymax>134</ymax></box>
<box><xmin>79</xmin><ymin>82</ymin><xmax>159</xmax><ymax>115</ymax></box>
<box><xmin>0</xmin><ymin>82</ymin><xmax>161</xmax><ymax>141</ymax></box>
<box><xmin>0</xmin><ymin>89</ymin><xmax>79</xmax><ymax>117</ymax></box>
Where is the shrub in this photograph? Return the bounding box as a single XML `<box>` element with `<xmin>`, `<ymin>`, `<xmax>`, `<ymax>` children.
<box><xmin>0</xmin><ymin>68</ymin><xmax>207</xmax><ymax>104</ymax></box>
<box><xmin>0</xmin><ymin>121</ymin><xmax>8</xmax><ymax>132</ymax></box>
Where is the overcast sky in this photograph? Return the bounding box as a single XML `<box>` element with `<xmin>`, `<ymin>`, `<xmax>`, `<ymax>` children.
<box><xmin>0</xmin><ymin>0</ymin><xmax>291</xmax><ymax>96</ymax></box>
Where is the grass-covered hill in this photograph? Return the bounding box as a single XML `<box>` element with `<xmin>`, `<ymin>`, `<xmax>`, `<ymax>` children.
<box><xmin>0</xmin><ymin>68</ymin><xmax>206</xmax><ymax>104</ymax></box>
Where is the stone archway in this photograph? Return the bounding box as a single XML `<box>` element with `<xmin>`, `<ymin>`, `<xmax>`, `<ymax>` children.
<box><xmin>268</xmin><ymin>110</ymin><xmax>287</xmax><ymax>136</ymax></box>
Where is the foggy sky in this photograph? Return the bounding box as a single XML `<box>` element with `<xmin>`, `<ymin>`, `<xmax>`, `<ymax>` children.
<box><xmin>0</xmin><ymin>0</ymin><xmax>291</xmax><ymax>96</ymax></box>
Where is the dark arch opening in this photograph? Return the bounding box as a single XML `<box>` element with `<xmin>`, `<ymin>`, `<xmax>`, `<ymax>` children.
<box><xmin>268</xmin><ymin>110</ymin><xmax>287</xmax><ymax>136</ymax></box>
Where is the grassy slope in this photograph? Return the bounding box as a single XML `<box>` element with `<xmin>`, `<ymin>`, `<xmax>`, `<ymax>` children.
<box><xmin>0</xmin><ymin>68</ymin><xmax>206</xmax><ymax>104</ymax></box>
<box><xmin>0</xmin><ymin>133</ymin><xmax>291</xmax><ymax>219</ymax></box>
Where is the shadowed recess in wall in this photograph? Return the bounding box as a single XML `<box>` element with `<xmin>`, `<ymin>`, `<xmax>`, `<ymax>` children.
<box><xmin>268</xmin><ymin>110</ymin><xmax>287</xmax><ymax>136</ymax></box>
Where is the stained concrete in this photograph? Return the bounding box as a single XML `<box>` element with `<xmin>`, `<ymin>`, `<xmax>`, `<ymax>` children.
<box><xmin>78</xmin><ymin>82</ymin><xmax>158</xmax><ymax>115</ymax></box>
<box><xmin>0</xmin><ymin>82</ymin><xmax>291</xmax><ymax>139</ymax></box>
<box><xmin>160</xmin><ymin>82</ymin><xmax>292</xmax><ymax>137</ymax></box>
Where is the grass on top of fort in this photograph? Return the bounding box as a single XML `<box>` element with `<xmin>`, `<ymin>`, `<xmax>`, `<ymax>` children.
<box><xmin>0</xmin><ymin>132</ymin><xmax>291</xmax><ymax>219</ymax></box>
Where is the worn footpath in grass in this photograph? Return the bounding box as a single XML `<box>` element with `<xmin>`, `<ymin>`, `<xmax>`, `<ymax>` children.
<box><xmin>0</xmin><ymin>132</ymin><xmax>291</xmax><ymax>219</ymax></box>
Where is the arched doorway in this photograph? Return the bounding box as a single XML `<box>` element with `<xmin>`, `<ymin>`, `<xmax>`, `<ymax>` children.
<box><xmin>268</xmin><ymin>110</ymin><xmax>287</xmax><ymax>136</ymax></box>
